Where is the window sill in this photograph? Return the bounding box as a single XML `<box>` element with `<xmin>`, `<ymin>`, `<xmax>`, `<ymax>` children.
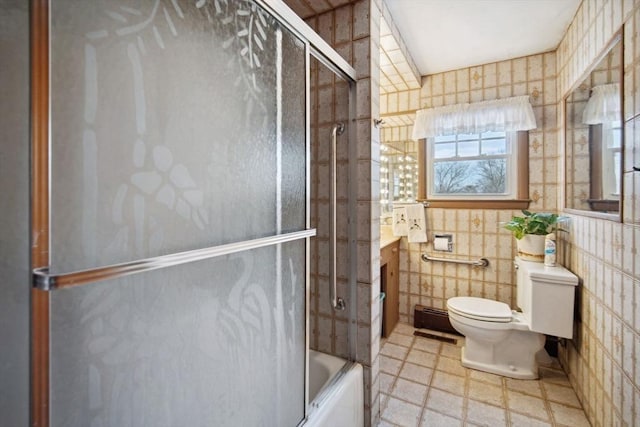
<box><xmin>586</xmin><ymin>199</ymin><xmax>619</xmax><ymax>213</ymax></box>
<box><xmin>418</xmin><ymin>199</ymin><xmax>531</xmax><ymax>209</ymax></box>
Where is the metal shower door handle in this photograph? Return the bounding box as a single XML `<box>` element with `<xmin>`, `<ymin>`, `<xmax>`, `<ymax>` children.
<box><xmin>330</xmin><ymin>122</ymin><xmax>346</xmax><ymax>311</ymax></box>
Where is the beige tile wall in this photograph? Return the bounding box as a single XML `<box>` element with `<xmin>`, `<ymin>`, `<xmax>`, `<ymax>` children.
<box><xmin>379</xmin><ymin>89</ymin><xmax>421</xmax><ymax>115</ymax></box>
<box><xmin>285</xmin><ymin>0</ymin><xmax>382</xmax><ymax>425</ymax></box>
<box><xmin>377</xmin><ymin>1</ymin><xmax>421</xmax><ymax>116</ymax></box>
<box><xmin>379</xmin><ymin>1</ymin><xmax>421</xmax><ymax>92</ymax></box>
<box><xmin>556</xmin><ymin>1</ymin><xmax>640</xmax><ymax>426</ymax></box>
<box><xmin>308</xmin><ymin>54</ymin><xmax>352</xmax><ymax>358</ymax></box>
<box><xmin>384</xmin><ymin>51</ymin><xmax>560</xmax><ymax>325</ymax></box>
<box><xmin>380</xmin><ymin>125</ymin><xmax>414</xmax><ymax>153</ymax></box>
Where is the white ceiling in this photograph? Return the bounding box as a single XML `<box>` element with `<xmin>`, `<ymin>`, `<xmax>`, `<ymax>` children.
<box><xmin>384</xmin><ymin>0</ymin><xmax>582</xmax><ymax>76</ymax></box>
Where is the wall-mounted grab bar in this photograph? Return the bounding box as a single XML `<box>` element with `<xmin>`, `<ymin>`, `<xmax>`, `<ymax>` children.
<box><xmin>421</xmin><ymin>254</ymin><xmax>489</xmax><ymax>268</ymax></box>
<box><xmin>330</xmin><ymin>122</ymin><xmax>346</xmax><ymax>310</ymax></box>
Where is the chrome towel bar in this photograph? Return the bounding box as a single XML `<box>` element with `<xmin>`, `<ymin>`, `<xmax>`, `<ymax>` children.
<box><xmin>33</xmin><ymin>229</ymin><xmax>316</xmax><ymax>291</ymax></box>
<box><xmin>421</xmin><ymin>254</ymin><xmax>489</xmax><ymax>268</ymax></box>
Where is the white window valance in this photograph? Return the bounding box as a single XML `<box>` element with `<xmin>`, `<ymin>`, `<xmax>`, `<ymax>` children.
<box><xmin>582</xmin><ymin>83</ymin><xmax>620</xmax><ymax>125</ymax></box>
<box><xmin>411</xmin><ymin>95</ymin><xmax>537</xmax><ymax>139</ymax></box>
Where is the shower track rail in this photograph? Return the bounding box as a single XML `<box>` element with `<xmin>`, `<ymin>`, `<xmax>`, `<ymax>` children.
<box><xmin>33</xmin><ymin>229</ymin><xmax>316</xmax><ymax>291</ymax></box>
<box><xmin>421</xmin><ymin>254</ymin><xmax>490</xmax><ymax>268</ymax></box>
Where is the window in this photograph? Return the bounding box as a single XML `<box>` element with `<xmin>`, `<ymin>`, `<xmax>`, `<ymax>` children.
<box><xmin>578</xmin><ymin>82</ymin><xmax>622</xmax><ymax>212</ymax></box>
<box><xmin>417</xmin><ymin>131</ymin><xmax>529</xmax><ymax>209</ymax></box>
<box><xmin>412</xmin><ymin>95</ymin><xmax>534</xmax><ymax>208</ymax></box>
<box><xmin>602</xmin><ymin>120</ymin><xmax>621</xmax><ymax>199</ymax></box>
<box><xmin>586</xmin><ymin>120</ymin><xmax>621</xmax><ymax>212</ymax></box>
<box><xmin>429</xmin><ymin>131</ymin><xmax>515</xmax><ymax>198</ymax></box>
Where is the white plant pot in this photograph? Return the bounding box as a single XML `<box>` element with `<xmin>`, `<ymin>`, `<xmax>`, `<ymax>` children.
<box><xmin>516</xmin><ymin>234</ymin><xmax>546</xmax><ymax>262</ymax></box>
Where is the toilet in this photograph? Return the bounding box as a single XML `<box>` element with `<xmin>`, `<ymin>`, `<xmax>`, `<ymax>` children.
<box><xmin>446</xmin><ymin>257</ymin><xmax>578</xmax><ymax>379</ymax></box>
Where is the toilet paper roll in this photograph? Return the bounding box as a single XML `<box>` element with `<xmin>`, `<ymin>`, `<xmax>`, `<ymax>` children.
<box><xmin>434</xmin><ymin>237</ymin><xmax>450</xmax><ymax>251</ymax></box>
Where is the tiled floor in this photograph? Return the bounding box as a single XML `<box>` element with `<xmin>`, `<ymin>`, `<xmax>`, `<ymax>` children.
<box><xmin>379</xmin><ymin>323</ymin><xmax>591</xmax><ymax>427</ymax></box>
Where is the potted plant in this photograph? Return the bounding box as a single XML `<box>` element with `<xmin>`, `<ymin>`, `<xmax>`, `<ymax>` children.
<box><xmin>504</xmin><ymin>210</ymin><xmax>561</xmax><ymax>262</ymax></box>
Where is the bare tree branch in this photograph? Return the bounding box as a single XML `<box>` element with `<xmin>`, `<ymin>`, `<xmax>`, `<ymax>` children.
<box><xmin>434</xmin><ymin>162</ymin><xmax>469</xmax><ymax>193</ymax></box>
<box><xmin>476</xmin><ymin>159</ymin><xmax>506</xmax><ymax>193</ymax></box>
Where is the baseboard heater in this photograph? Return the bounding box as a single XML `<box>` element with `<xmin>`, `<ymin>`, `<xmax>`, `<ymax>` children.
<box><xmin>413</xmin><ymin>305</ymin><xmax>461</xmax><ymax>336</ymax></box>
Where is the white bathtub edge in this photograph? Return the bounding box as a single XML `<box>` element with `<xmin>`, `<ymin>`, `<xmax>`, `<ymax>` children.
<box><xmin>303</xmin><ymin>353</ymin><xmax>364</xmax><ymax>427</ymax></box>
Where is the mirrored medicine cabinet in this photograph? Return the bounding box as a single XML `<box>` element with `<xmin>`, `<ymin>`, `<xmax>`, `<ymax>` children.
<box><xmin>564</xmin><ymin>33</ymin><xmax>623</xmax><ymax>220</ymax></box>
<box><xmin>380</xmin><ymin>130</ymin><xmax>419</xmax><ymax>219</ymax></box>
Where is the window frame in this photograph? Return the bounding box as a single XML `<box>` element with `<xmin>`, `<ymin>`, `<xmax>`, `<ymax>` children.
<box><xmin>601</xmin><ymin>120</ymin><xmax>621</xmax><ymax>199</ymax></box>
<box><xmin>428</xmin><ymin>131</ymin><xmax>516</xmax><ymax>200</ymax></box>
<box><xmin>587</xmin><ymin>122</ymin><xmax>621</xmax><ymax>212</ymax></box>
<box><xmin>417</xmin><ymin>131</ymin><xmax>530</xmax><ymax>209</ymax></box>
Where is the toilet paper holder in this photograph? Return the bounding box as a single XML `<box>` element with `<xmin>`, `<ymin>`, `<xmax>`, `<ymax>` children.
<box><xmin>433</xmin><ymin>234</ymin><xmax>453</xmax><ymax>252</ymax></box>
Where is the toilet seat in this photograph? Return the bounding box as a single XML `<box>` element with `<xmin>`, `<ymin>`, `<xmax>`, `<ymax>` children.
<box><xmin>447</xmin><ymin>297</ymin><xmax>512</xmax><ymax>323</ymax></box>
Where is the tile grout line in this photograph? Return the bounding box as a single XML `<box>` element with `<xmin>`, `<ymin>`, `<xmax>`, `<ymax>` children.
<box><xmin>415</xmin><ymin>336</ymin><xmax>441</xmax><ymax>427</ymax></box>
<box><xmin>380</xmin><ymin>333</ymin><xmax>418</xmax><ymax>425</ymax></box>
<box><xmin>501</xmin><ymin>376</ymin><xmax>510</xmax><ymax>426</ymax></box>
<box><xmin>383</xmin><ymin>329</ymin><xmax>447</xmax><ymax>426</ymax></box>
<box><xmin>462</xmin><ymin>358</ymin><xmax>470</xmax><ymax>425</ymax></box>
<box><xmin>378</xmin><ymin>338</ymin><xmax>395</xmax><ymax>417</ymax></box>
<box><xmin>410</xmin><ymin>334</ymin><xmax>427</xmax><ymax>427</ymax></box>
<box><xmin>404</xmin><ymin>333</ymin><xmax>431</xmax><ymax>426</ymax></box>
<box><xmin>383</xmin><ymin>325</ymin><xmax>594</xmax><ymax>427</ymax></box>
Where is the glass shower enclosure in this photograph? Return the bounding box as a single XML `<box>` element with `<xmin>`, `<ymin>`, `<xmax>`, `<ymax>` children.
<box><xmin>30</xmin><ymin>1</ymin><xmax>356</xmax><ymax>426</ymax></box>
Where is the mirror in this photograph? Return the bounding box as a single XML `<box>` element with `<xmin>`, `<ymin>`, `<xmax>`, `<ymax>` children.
<box><xmin>380</xmin><ymin>131</ymin><xmax>419</xmax><ymax>219</ymax></box>
<box><xmin>564</xmin><ymin>34</ymin><xmax>622</xmax><ymax>217</ymax></box>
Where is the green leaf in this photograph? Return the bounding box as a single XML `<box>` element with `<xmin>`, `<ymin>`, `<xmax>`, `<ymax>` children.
<box><xmin>503</xmin><ymin>210</ymin><xmax>560</xmax><ymax>238</ymax></box>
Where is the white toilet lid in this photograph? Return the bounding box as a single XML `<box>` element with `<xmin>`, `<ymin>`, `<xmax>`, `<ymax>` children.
<box><xmin>447</xmin><ymin>297</ymin><xmax>512</xmax><ymax>323</ymax></box>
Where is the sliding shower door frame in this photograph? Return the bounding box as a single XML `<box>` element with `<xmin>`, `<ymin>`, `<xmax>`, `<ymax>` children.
<box><xmin>255</xmin><ymin>0</ymin><xmax>359</xmax><ymax>415</ymax></box>
<box><xmin>31</xmin><ymin>1</ymin><xmax>50</xmax><ymax>426</ymax></box>
<box><xmin>30</xmin><ymin>1</ymin><xmax>357</xmax><ymax>426</ymax></box>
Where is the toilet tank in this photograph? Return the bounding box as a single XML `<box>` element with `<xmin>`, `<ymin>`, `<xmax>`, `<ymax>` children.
<box><xmin>515</xmin><ymin>257</ymin><xmax>578</xmax><ymax>339</ymax></box>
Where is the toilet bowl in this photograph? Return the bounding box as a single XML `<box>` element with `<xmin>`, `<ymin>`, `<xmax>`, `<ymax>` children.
<box><xmin>446</xmin><ymin>257</ymin><xmax>578</xmax><ymax>379</ymax></box>
<box><xmin>447</xmin><ymin>297</ymin><xmax>545</xmax><ymax>379</ymax></box>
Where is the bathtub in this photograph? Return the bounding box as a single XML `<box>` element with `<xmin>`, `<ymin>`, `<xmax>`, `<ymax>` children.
<box><xmin>303</xmin><ymin>350</ymin><xmax>364</xmax><ymax>427</ymax></box>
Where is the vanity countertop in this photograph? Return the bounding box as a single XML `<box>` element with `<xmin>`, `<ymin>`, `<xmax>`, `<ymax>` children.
<box><xmin>381</xmin><ymin>235</ymin><xmax>400</xmax><ymax>248</ymax></box>
<box><xmin>380</xmin><ymin>225</ymin><xmax>400</xmax><ymax>248</ymax></box>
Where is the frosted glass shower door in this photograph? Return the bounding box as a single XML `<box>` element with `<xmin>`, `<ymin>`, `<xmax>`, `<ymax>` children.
<box><xmin>309</xmin><ymin>55</ymin><xmax>356</xmax><ymax>359</ymax></box>
<box><xmin>46</xmin><ymin>1</ymin><xmax>309</xmax><ymax>426</ymax></box>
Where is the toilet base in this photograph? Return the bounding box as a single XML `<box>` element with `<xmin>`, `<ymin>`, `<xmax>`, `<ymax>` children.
<box><xmin>460</xmin><ymin>346</ymin><xmax>539</xmax><ymax>380</ymax></box>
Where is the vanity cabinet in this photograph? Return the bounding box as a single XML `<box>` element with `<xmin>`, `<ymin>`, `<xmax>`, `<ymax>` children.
<box><xmin>380</xmin><ymin>240</ymin><xmax>400</xmax><ymax>337</ymax></box>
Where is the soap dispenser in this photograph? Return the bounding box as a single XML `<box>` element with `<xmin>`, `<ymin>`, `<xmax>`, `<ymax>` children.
<box><xmin>544</xmin><ymin>233</ymin><xmax>556</xmax><ymax>267</ymax></box>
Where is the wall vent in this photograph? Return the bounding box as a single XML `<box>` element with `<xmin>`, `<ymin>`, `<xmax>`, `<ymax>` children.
<box><xmin>413</xmin><ymin>305</ymin><xmax>460</xmax><ymax>336</ymax></box>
